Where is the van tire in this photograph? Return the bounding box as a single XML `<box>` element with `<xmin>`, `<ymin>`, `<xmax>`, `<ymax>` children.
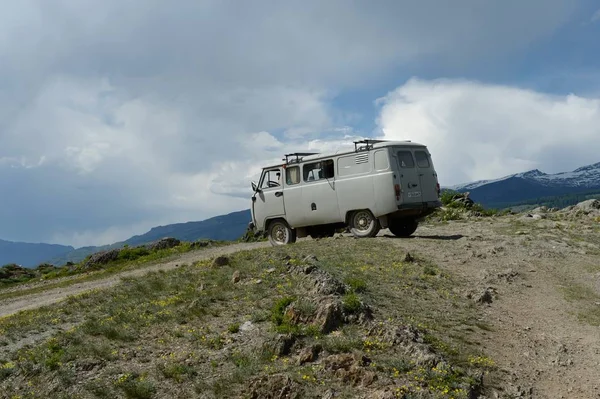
<box><xmin>349</xmin><ymin>210</ymin><xmax>380</xmax><ymax>238</ymax></box>
<box><xmin>267</xmin><ymin>220</ymin><xmax>297</xmax><ymax>246</ymax></box>
<box><xmin>388</xmin><ymin>218</ymin><xmax>418</xmax><ymax>238</ymax></box>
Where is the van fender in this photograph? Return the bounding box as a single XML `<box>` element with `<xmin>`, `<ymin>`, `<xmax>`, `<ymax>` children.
<box><xmin>345</xmin><ymin>209</ymin><xmax>376</xmax><ymax>225</ymax></box>
<box><xmin>345</xmin><ymin>209</ymin><xmax>386</xmax><ymax>228</ymax></box>
<box><xmin>265</xmin><ymin>216</ymin><xmax>292</xmax><ymax>231</ymax></box>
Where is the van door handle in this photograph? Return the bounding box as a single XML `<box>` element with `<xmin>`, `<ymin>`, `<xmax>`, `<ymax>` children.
<box><xmin>274</xmin><ymin>192</ymin><xmax>283</xmax><ymax>197</ymax></box>
<box><xmin>408</xmin><ymin>183</ymin><xmax>418</xmax><ymax>188</ymax></box>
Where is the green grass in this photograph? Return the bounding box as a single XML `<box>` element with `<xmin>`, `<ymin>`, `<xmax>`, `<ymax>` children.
<box><xmin>0</xmin><ymin>241</ymin><xmax>228</xmax><ymax>302</ymax></box>
<box><xmin>0</xmin><ymin>239</ymin><xmax>490</xmax><ymax>398</ymax></box>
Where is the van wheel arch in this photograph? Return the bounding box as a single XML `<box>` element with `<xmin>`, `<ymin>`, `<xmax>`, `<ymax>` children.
<box><xmin>347</xmin><ymin>209</ymin><xmax>381</xmax><ymax>238</ymax></box>
<box><xmin>266</xmin><ymin>218</ymin><xmax>297</xmax><ymax>246</ymax></box>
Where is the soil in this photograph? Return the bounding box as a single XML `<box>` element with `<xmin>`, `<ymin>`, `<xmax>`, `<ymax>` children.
<box><xmin>1</xmin><ymin>213</ymin><xmax>599</xmax><ymax>398</ymax></box>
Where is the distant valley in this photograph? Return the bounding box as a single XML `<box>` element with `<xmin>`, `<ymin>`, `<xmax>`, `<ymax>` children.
<box><xmin>1</xmin><ymin>209</ymin><xmax>251</xmax><ymax>267</ymax></box>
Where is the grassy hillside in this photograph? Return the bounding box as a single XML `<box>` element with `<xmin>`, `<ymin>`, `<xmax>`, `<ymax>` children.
<box><xmin>0</xmin><ymin>239</ymin><xmax>494</xmax><ymax>398</ymax></box>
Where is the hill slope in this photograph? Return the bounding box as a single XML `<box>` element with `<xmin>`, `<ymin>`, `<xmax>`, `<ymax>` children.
<box><xmin>0</xmin><ymin>239</ymin><xmax>74</xmax><ymax>268</ymax></box>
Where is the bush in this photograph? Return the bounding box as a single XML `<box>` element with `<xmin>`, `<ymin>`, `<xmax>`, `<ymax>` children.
<box><xmin>440</xmin><ymin>189</ymin><xmax>461</xmax><ymax>206</ymax></box>
<box><xmin>118</xmin><ymin>247</ymin><xmax>151</xmax><ymax>261</ymax></box>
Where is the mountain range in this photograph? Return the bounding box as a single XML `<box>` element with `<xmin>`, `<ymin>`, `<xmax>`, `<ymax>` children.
<box><xmin>450</xmin><ymin>161</ymin><xmax>600</xmax><ymax>208</ymax></box>
<box><xmin>1</xmin><ymin>209</ymin><xmax>251</xmax><ymax>268</ymax></box>
<box><xmin>3</xmin><ymin>161</ymin><xmax>600</xmax><ymax>268</ymax></box>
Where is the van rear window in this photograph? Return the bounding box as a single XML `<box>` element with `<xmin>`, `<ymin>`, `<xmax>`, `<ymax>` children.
<box><xmin>397</xmin><ymin>151</ymin><xmax>415</xmax><ymax>168</ymax></box>
<box><xmin>415</xmin><ymin>151</ymin><xmax>430</xmax><ymax>168</ymax></box>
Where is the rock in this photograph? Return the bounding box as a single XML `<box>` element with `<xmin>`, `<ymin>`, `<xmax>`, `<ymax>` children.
<box><xmin>321</xmin><ymin>389</ymin><xmax>336</xmax><ymax>399</ymax></box>
<box><xmin>497</xmin><ymin>269</ymin><xmax>519</xmax><ymax>283</ymax></box>
<box><xmin>83</xmin><ymin>249</ymin><xmax>120</xmax><ymax>269</ymax></box>
<box><xmin>145</xmin><ymin>237</ymin><xmax>181</xmax><ymax>251</ymax></box>
<box><xmin>303</xmin><ymin>255</ymin><xmax>319</xmax><ymax>264</ymax></box>
<box><xmin>239</xmin><ymin>321</ymin><xmax>256</xmax><ymax>332</ymax></box>
<box><xmin>451</xmin><ymin>192</ymin><xmax>475</xmax><ymax>207</ymax></box>
<box><xmin>266</xmin><ymin>268</ymin><xmax>277</xmax><ymax>273</ymax></box>
<box><xmin>385</xmin><ymin>325</ymin><xmax>442</xmax><ymax>367</ymax></box>
<box><xmin>323</xmin><ymin>353</ymin><xmax>376</xmax><ymax>387</ymax></box>
<box><xmin>190</xmin><ymin>240</ymin><xmax>213</xmax><ymax>249</ymax></box>
<box><xmin>575</xmin><ymin>199</ymin><xmax>600</xmax><ymax>211</ymax></box>
<box><xmin>232</xmin><ymin>270</ymin><xmax>241</xmax><ymax>283</ymax></box>
<box><xmin>303</xmin><ymin>265</ymin><xmax>318</xmax><ymax>274</ymax></box>
<box><xmin>247</xmin><ymin>374</ymin><xmax>300</xmax><ymax>399</ymax></box>
<box><xmin>532</xmin><ymin>206</ymin><xmax>548</xmax><ymax>213</ymax></box>
<box><xmin>313</xmin><ymin>299</ymin><xmax>344</xmax><ymax>334</ymax></box>
<box><xmin>371</xmin><ymin>390</ymin><xmax>396</xmax><ymax>399</ymax></box>
<box><xmin>298</xmin><ymin>344</ymin><xmax>322</xmax><ymax>365</ymax></box>
<box><xmin>212</xmin><ymin>256</ymin><xmax>230</xmax><ymax>267</ymax></box>
<box><xmin>271</xmin><ymin>334</ymin><xmax>296</xmax><ymax>356</ymax></box>
<box><xmin>475</xmin><ymin>287</ymin><xmax>496</xmax><ymax>304</ymax></box>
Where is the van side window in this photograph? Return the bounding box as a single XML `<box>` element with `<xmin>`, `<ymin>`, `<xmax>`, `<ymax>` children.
<box><xmin>415</xmin><ymin>151</ymin><xmax>430</xmax><ymax>168</ymax></box>
<box><xmin>397</xmin><ymin>151</ymin><xmax>415</xmax><ymax>168</ymax></box>
<box><xmin>285</xmin><ymin>166</ymin><xmax>300</xmax><ymax>185</ymax></box>
<box><xmin>260</xmin><ymin>169</ymin><xmax>281</xmax><ymax>189</ymax></box>
<box><xmin>303</xmin><ymin>159</ymin><xmax>334</xmax><ymax>182</ymax></box>
<box><xmin>374</xmin><ymin>150</ymin><xmax>389</xmax><ymax>171</ymax></box>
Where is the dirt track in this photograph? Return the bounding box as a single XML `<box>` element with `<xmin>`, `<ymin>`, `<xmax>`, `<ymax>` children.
<box><xmin>0</xmin><ymin>242</ymin><xmax>271</xmax><ymax>318</ymax></box>
<box><xmin>1</xmin><ymin>215</ymin><xmax>600</xmax><ymax>398</ymax></box>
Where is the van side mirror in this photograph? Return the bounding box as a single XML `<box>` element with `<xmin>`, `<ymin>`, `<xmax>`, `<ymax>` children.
<box><xmin>251</xmin><ymin>181</ymin><xmax>259</xmax><ymax>192</ymax></box>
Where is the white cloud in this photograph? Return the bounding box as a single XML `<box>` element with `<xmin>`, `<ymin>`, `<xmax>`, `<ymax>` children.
<box><xmin>0</xmin><ymin>0</ymin><xmax>585</xmax><ymax>245</ymax></box>
<box><xmin>377</xmin><ymin>78</ymin><xmax>600</xmax><ymax>186</ymax></box>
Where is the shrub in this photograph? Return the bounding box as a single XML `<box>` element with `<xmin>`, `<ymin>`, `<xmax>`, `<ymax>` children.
<box><xmin>118</xmin><ymin>247</ymin><xmax>151</xmax><ymax>261</ymax></box>
<box><xmin>345</xmin><ymin>277</ymin><xmax>367</xmax><ymax>293</ymax></box>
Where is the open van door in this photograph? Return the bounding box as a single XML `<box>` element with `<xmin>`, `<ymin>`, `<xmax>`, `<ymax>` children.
<box><xmin>252</xmin><ymin>167</ymin><xmax>285</xmax><ymax>231</ymax></box>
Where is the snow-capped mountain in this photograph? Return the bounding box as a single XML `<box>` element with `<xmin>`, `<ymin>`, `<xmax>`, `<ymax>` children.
<box><xmin>451</xmin><ymin>162</ymin><xmax>600</xmax><ymax>191</ymax></box>
<box><xmin>448</xmin><ymin>161</ymin><xmax>600</xmax><ymax>208</ymax></box>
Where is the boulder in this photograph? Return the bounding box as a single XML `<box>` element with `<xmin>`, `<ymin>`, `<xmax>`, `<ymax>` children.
<box><xmin>145</xmin><ymin>237</ymin><xmax>181</xmax><ymax>251</ymax></box>
<box><xmin>575</xmin><ymin>199</ymin><xmax>600</xmax><ymax>212</ymax></box>
<box><xmin>83</xmin><ymin>249</ymin><xmax>120</xmax><ymax>269</ymax></box>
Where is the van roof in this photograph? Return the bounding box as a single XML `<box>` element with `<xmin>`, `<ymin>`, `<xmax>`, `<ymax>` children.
<box><xmin>262</xmin><ymin>139</ymin><xmax>428</xmax><ymax>169</ymax></box>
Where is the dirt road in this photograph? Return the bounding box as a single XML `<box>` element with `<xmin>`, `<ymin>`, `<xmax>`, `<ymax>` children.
<box><xmin>1</xmin><ymin>214</ymin><xmax>599</xmax><ymax>397</ymax></box>
<box><xmin>0</xmin><ymin>242</ymin><xmax>271</xmax><ymax>318</ymax></box>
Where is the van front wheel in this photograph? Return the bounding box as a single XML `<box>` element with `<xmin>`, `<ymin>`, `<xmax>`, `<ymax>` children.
<box><xmin>349</xmin><ymin>210</ymin><xmax>380</xmax><ymax>238</ymax></box>
<box><xmin>268</xmin><ymin>220</ymin><xmax>297</xmax><ymax>246</ymax></box>
<box><xmin>388</xmin><ymin>218</ymin><xmax>418</xmax><ymax>238</ymax></box>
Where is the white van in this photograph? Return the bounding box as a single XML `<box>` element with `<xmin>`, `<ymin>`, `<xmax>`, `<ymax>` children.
<box><xmin>249</xmin><ymin>139</ymin><xmax>442</xmax><ymax>246</ymax></box>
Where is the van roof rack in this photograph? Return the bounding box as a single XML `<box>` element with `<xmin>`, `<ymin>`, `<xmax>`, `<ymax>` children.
<box><xmin>353</xmin><ymin>139</ymin><xmax>389</xmax><ymax>152</ymax></box>
<box><xmin>353</xmin><ymin>139</ymin><xmax>411</xmax><ymax>152</ymax></box>
<box><xmin>283</xmin><ymin>152</ymin><xmax>319</xmax><ymax>164</ymax></box>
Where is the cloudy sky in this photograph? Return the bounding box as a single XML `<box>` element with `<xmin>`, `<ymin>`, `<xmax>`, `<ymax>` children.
<box><xmin>2</xmin><ymin>0</ymin><xmax>600</xmax><ymax>247</ymax></box>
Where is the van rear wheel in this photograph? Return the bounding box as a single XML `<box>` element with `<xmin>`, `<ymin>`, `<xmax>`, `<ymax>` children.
<box><xmin>349</xmin><ymin>210</ymin><xmax>380</xmax><ymax>238</ymax></box>
<box><xmin>267</xmin><ymin>220</ymin><xmax>297</xmax><ymax>246</ymax></box>
<box><xmin>388</xmin><ymin>218</ymin><xmax>418</xmax><ymax>238</ymax></box>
